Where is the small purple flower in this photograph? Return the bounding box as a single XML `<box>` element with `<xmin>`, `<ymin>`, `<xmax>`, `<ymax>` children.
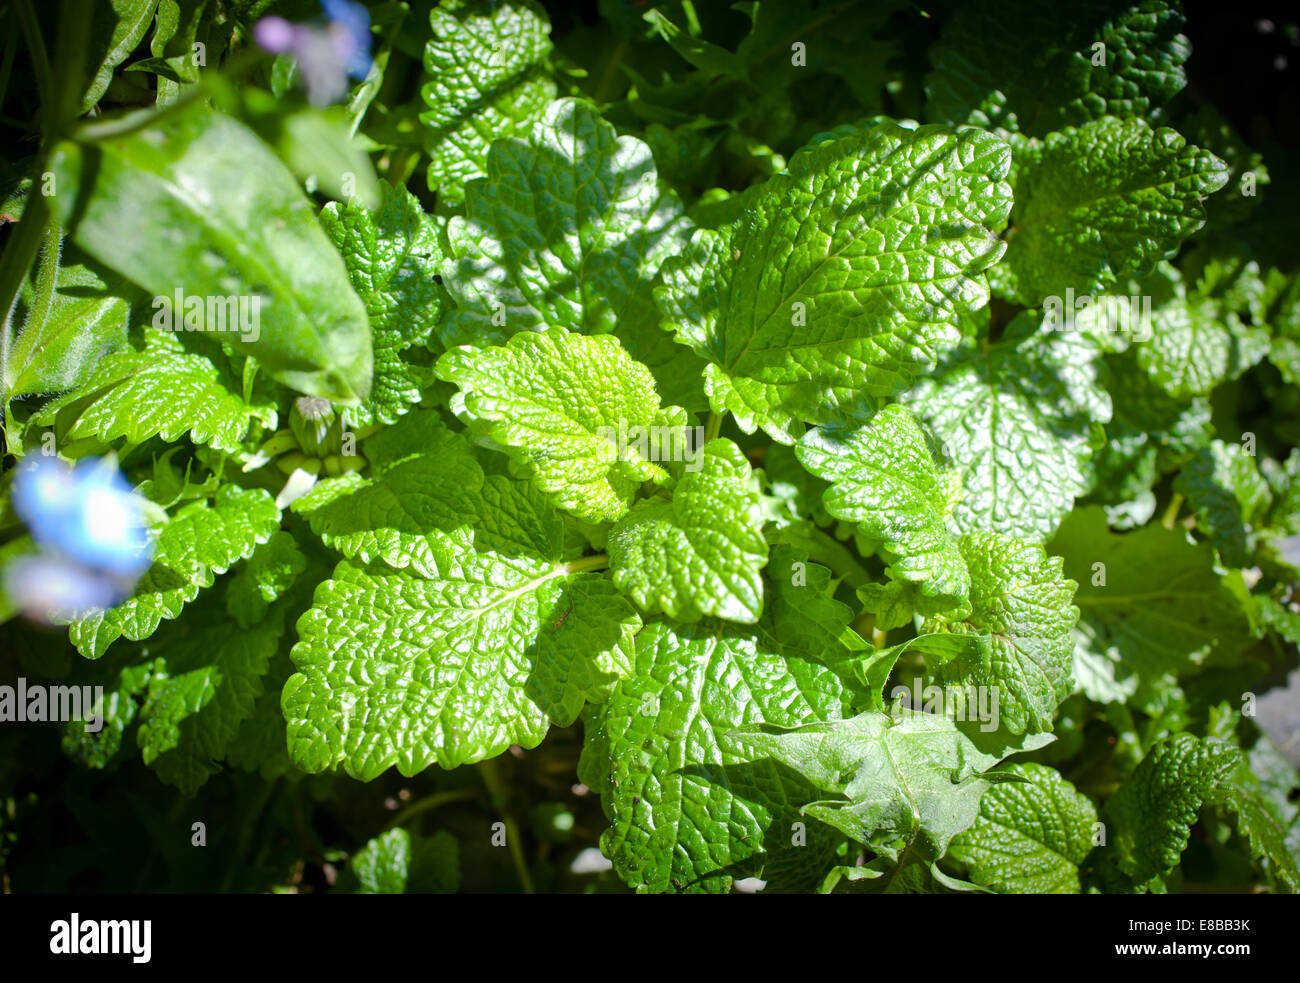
<box><xmin>254</xmin><ymin>0</ymin><xmax>373</xmax><ymax>107</ymax></box>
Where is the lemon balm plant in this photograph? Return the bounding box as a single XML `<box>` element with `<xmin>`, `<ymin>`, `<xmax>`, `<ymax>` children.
<box><xmin>0</xmin><ymin>0</ymin><xmax>1297</xmax><ymax>895</ymax></box>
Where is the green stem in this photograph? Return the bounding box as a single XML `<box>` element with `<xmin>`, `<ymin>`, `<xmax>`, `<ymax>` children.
<box><xmin>1161</xmin><ymin>492</ymin><xmax>1184</xmax><ymax>531</ymax></box>
<box><xmin>704</xmin><ymin>412</ymin><xmax>723</xmax><ymax>443</ymax></box>
<box><xmin>13</xmin><ymin>0</ymin><xmax>53</xmax><ymax>115</ymax></box>
<box><xmin>219</xmin><ymin>779</ymin><xmax>277</xmax><ymax>894</ymax></box>
<box><xmin>565</xmin><ymin>553</ymin><xmax>610</xmax><ymax>575</ymax></box>
<box><xmin>25</xmin><ymin>221</ymin><xmax>61</xmax><ymax>335</ymax></box>
<box><xmin>0</xmin><ymin>195</ymin><xmax>51</xmax><ymax>390</ymax></box>
<box><xmin>880</xmin><ymin>831</ymin><xmax>915</xmax><ymax>894</ymax></box>
<box><xmin>384</xmin><ymin>787</ymin><xmax>480</xmax><ymax>832</ymax></box>
<box><xmin>592</xmin><ymin>40</ymin><xmax>629</xmax><ymax>105</ymax></box>
<box><xmin>48</xmin><ymin>0</ymin><xmax>91</xmax><ymax>133</ymax></box>
<box><xmin>72</xmin><ymin>89</ymin><xmax>204</xmax><ymax>142</ymax></box>
<box><xmin>477</xmin><ymin>757</ymin><xmax>535</xmax><ymax>894</ymax></box>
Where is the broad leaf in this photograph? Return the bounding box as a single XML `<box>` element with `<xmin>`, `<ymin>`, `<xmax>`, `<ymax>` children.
<box><xmin>927</xmin><ymin>0</ymin><xmax>1189</xmax><ymax>138</ymax></box>
<box><xmin>32</xmin><ymin>325</ymin><xmax>276</xmax><ymax>453</ymax></box>
<box><xmin>420</xmin><ymin>0</ymin><xmax>556</xmax><ymax>203</ymax></box>
<box><xmin>285</xmin><ymin>465</ymin><xmax>616</xmax><ymax>779</ymax></box>
<box><xmin>797</xmin><ymin>403</ymin><xmax>969</xmax><ymax>617</ymax></box>
<box><xmin>292</xmin><ymin>410</ymin><xmax>490</xmax><ymax>577</ymax></box>
<box><xmin>320</xmin><ymin>183</ymin><xmax>441</xmax><ymax>427</ymax></box>
<box><xmin>993</xmin><ymin>117</ymin><xmax>1228</xmax><ymax>306</ymax></box>
<box><xmin>1173</xmin><ymin>439</ymin><xmax>1272</xmax><ymax>568</ymax></box>
<box><xmin>578</xmin><ymin>619</ymin><xmax>846</xmax><ymax>893</ymax></box>
<box><xmin>440</xmin><ymin>98</ymin><xmax>690</xmax><ymax>351</ymax></box>
<box><xmin>906</xmin><ymin>312</ymin><xmax>1111</xmax><ymax>541</ymax></box>
<box><xmin>64</xmin><ymin>485</ymin><xmax>280</xmax><ymax>659</ymax></box>
<box><xmin>2</xmin><ymin>247</ymin><xmax>137</xmax><ymax>401</ymax></box>
<box><xmin>917</xmin><ymin>533</ymin><xmax>1079</xmax><ymax>735</ymax></box>
<box><xmin>1101</xmin><ymin>734</ymin><xmax>1241</xmax><ymax>886</ymax></box>
<box><xmin>351</xmin><ymin>828</ymin><xmax>460</xmax><ymax>894</ymax></box>
<box><xmin>607</xmin><ymin>439</ymin><xmax>768</xmax><ymax>623</ymax></box>
<box><xmin>49</xmin><ymin>103</ymin><xmax>373</xmax><ymax>403</ymax></box>
<box><xmin>728</xmin><ymin>708</ymin><xmax>1053</xmax><ymax>864</ymax></box>
<box><xmin>656</xmin><ymin>120</ymin><xmax>1012</xmax><ymax>442</ymax></box>
<box><xmin>437</xmin><ymin>326</ymin><xmax>685</xmax><ymax>522</ymax></box>
<box><xmin>947</xmin><ymin>763</ymin><xmax>1098</xmax><ymax>893</ymax></box>
<box><xmin>137</xmin><ymin>594</ymin><xmax>287</xmax><ymax>795</ymax></box>
<box><xmin>1051</xmin><ymin>507</ymin><xmax>1257</xmax><ymax>685</ymax></box>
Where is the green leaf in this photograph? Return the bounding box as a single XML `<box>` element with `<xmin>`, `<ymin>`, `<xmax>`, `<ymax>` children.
<box><xmin>224</xmin><ymin>531</ymin><xmax>308</xmax><ymax>630</ymax></box>
<box><xmin>797</xmin><ymin>403</ymin><xmax>970</xmax><ymax>617</ymax></box>
<box><xmin>947</xmin><ymin>763</ymin><xmax>1098</xmax><ymax>893</ymax></box>
<box><xmin>285</xmin><ymin>466</ymin><xmax>612</xmax><ymax>778</ymax></box>
<box><xmin>1102</xmin><ymin>734</ymin><xmax>1241</xmax><ymax>885</ymax></box>
<box><xmin>906</xmin><ymin>312</ymin><xmax>1111</xmax><ymax>541</ymax></box>
<box><xmin>3</xmin><ymin>247</ymin><xmax>137</xmax><ymax>400</ymax></box>
<box><xmin>993</xmin><ymin>117</ymin><xmax>1228</xmax><ymax>306</ymax></box>
<box><xmin>578</xmin><ymin>619</ymin><xmax>846</xmax><ymax>893</ymax></box>
<box><xmin>32</xmin><ymin>325</ymin><xmax>276</xmax><ymax>453</ymax></box>
<box><xmin>1173</xmin><ymin>439</ymin><xmax>1272</xmax><ymax>568</ymax></box>
<box><xmin>1132</xmin><ymin>263</ymin><xmax>1269</xmax><ymax>398</ymax></box>
<box><xmin>64</xmin><ymin>485</ymin><xmax>280</xmax><ymax>659</ymax></box>
<box><xmin>436</xmin><ymin>326</ymin><xmax>684</xmax><ymax>522</ymax></box>
<box><xmin>285</xmin><ymin>553</ymin><xmax>561</xmax><ymax>778</ymax></box>
<box><xmin>1051</xmin><ymin>507</ymin><xmax>1257</xmax><ymax>684</ymax></box>
<box><xmin>83</xmin><ymin>0</ymin><xmax>160</xmax><ymax>112</ymax></box>
<box><xmin>226</xmin><ymin>644</ymin><xmax>296</xmax><ymax>782</ymax></box>
<box><xmin>607</xmin><ymin>438</ymin><xmax>768</xmax><ymax>623</ymax></box>
<box><xmin>926</xmin><ymin>0</ymin><xmax>1189</xmax><ymax>138</ymax></box>
<box><xmin>150</xmin><ymin>0</ymin><xmax>225</xmax><ymax>105</ymax></box>
<box><xmin>728</xmin><ymin>708</ymin><xmax>1053</xmax><ymax>864</ymax></box>
<box><xmin>440</xmin><ymin>98</ymin><xmax>690</xmax><ymax>349</ymax></box>
<box><xmin>656</xmin><ymin>121</ymin><xmax>1012</xmax><ymax>442</ymax></box>
<box><xmin>763</xmin><ymin>546</ymin><xmax>872</xmax><ymax>687</ymax></box>
<box><xmin>1215</xmin><ymin>781</ymin><xmax>1300</xmax><ymax>893</ymax></box>
<box><xmin>49</xmin><ymin>103</ymin><xmax>373</xmax><ymax>404</ymax></box>
<box><xmin>525</xmin><ymin>574</ymin><xmax>638</xmax><ymax>727</ymax></box>
<box><xmin>1090</xmin><ymin>350</ymin><xmax>1212</xmax><ymax>528</ymax></box>
<box><xmin>420</xmin><ymin>0</ymin><xmax>556</xmax><ymax>203</ymax></box>
<box><xmin>319</xmin><ymin>183</ymin><xmax>441</xmax><ymax>428</ymax></box>
<box><xmin>351</xmin><ymin>827</ymin><xmax>460</xmax><ymax>894</ymax></box>
<box><xmin>917</xmin><ymin>533</ymin><xmax>1079</xmax><ymax>735</ymax></box>
<box><xmin>292</xmin><ymin>410</ymin><xmax>491</xmax><ymax>577</ymax></box>
<box><xmin>60</xmin><ymin>655</ymin><xmax>157</xmax><ymax>770</ymax></box>
<box><xmin>643</xmin><ymin>9</ymin><xmax>744</xmax><ymax>80</ymax></box>
<box><xmin>136</xmin><ymin>594</ymin><xmax>287</xmax><ymax>795</ymax></box>
<box><xmin>243</xmin><ymin>103</ymin><xmax>381</xmax><ymax>210</ymax></box>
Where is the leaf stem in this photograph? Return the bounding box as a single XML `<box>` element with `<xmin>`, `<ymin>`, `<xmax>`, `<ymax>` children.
<box><xmin>0</xmin><ymin>195</ymin><xmax>51</xmax><ymax>394</ymax></box>
<box><xmin>704</xmin><ymin>412</ymin><xmax>723</xmax><ymax>443</ymax></box>
<box><xmin>384</xmin><ymin>786</ymin><xmax>480</xmax><ymax>832</ymax></box>
<box><xmin>477</xmin><ymin>756</ymin><xmax>535</xmax><ymax>894</ymax></box>
<box><xmin>1161</xmin><ymin>492</ymin><xmax>1184</xmax><ymax>531</ymax></box>
<box><xmin>564</xmin><ymin>553</ymin><xmax>610</xmax><ymax>575</ymax></box>
<box><xmin>592</xmin><ymin>40</ymin><xmax>629</xmax><ymax>105</ymax></box>
<box><xmin>24</xmin><ymin>221</ymin><xmax>62</xmax><ymax>340</ymax></box>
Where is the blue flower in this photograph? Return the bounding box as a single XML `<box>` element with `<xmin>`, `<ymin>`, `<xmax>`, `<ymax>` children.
<box><xmin>11</xmin><ymin>456</ymin><xmax>155</xmax><ymax>577</ymax></box>
<box><xmin>254</xmin><ymin>0</ymin><xmax>373</xmax><ymax>107</ymax></box>
<box><xmin>6</xmin><ymin>456</ymin><xmax>155</xmax><ymax>620</ymax></box>
<box><xmin>3</xmin><ymin>555</ymin><xmax>131</xmax><ymax>618</ymax></box>
<box><xmin>321</xmin><ymin>0</ymin><xmax>373</xmax><ymax>79</ymax></box>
